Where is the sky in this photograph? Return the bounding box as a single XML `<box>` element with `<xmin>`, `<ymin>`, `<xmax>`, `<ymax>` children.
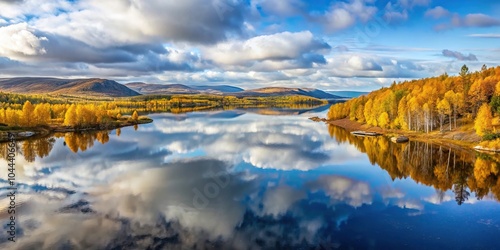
<box><xmin>0</xmin><ymin>0</ymin><xmax>499</xmax><ymax>91</ymax></box>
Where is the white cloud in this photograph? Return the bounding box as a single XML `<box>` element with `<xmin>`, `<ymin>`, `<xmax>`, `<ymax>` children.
<box><xmin>0</xmin><ymin>23</ymin><xmax>48</xmax><ymax>59</ymax></box>
<box><xmin>425</xmin><ymin>6</ymin><xmax>450</xmax><ymax>19</ymax></box>
<box><xmin>347</xmin><ymin>55</ymin><xmax>383</xmax><ymax>70</ymax></box>
<box><xmin>202</xmin><ymin>31</ymin><xmax>330</xmax><ymax>68</ymax></box>
<box><xmin>326</xmin><ymin>8</ymin><xmax>357</xmax><ymax>31</ymax></box>
<box><xmin>322</xmin><ymin>0</ymin><xmax>377</xmax><ymax>32</ymax></box>
<box><xmin>384</xmin><ymin>2</ymin><xmax>409</xmax><ymax>23</ymax></box>
<box><xmin>0</xmin><ymin>0</ymin><xmax>74</xmax><ymax>20</ymax></box>
<box><xmin>30</xmin><ymin>0</ymin><xmax>247</xmax><ymax>47</ymax></box>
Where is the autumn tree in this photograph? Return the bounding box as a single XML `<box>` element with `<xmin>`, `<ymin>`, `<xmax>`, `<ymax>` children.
<box><xmin>444</xmin><ymin>90</ymin><xmax>462</xmax><ymax>129</ymax></box>
<box><xmin>34</xmin><ymin>103</ymin><xmax>51</xmax><ymax>125</ymax></box>
<box><xmin>21</xmin><ymin>101</ymin><xmax>35</xmax><ymax>127</ymax></box>
<box><xmin>378</xmin><ymin>112</ymin><xmax>389</xmax><ymax>129</ymax></box>
<box><xmin>132</xmin><ymin>110</ymin><xmax>139</xmax><ymax>121</ymax></box>
<box><xmin>64</xmin><ymin>104</ymin><xmax>78</xmax><ymax>126</ymax></box>
<box><xmin>474</xmin><ymin>103</ymin><xmax>493</xmax><ymax>136</ymax></box>
<box><xmin>437</xmin><ymin>98</ymin><xmax>451</xmax><ymax>132</ymax></box>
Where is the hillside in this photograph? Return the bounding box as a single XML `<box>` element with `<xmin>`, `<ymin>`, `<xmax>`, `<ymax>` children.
<box><xmin>128</xmin><ymin>82</ymin><xmax>339</xmax><ymax>99</ymax></box>
<box><xmin>237</xmin><ymin>87</ymin><xmax>340</xmax><ymax>99</ymax></box>
<box><xmin>0</xmin><ymin>78</ymin><xmax>338</xmax><ymax>100</ymax></box>
<box><xmin>125</xmin><ymin>82</ymin><xmax>197</xmax><ymax>94</ymax></box>
<box><xmin>192</xmin><ymin>85</ymin><xmax>244</xmax><ymax>93</ymax></box>
<box><xmin>0</xmin><ymin>78</ymin><xmax>140</xmax><ymax>97</ymax></box>
<box><xmin>327</xmin><ymin>65</ymin><xmax>500</xmax><ymax>148</ymax></box>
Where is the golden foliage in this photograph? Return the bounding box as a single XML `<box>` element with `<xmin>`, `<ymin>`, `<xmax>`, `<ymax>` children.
<box><xmin>328</xmin><ymin>66</ymin><xmax>500</xmax><ymax>134</ymax></box>
<box><xmin>474</xmin><ymin>103</ymin><xmax>493</xmax><ymax>136</ymax></box>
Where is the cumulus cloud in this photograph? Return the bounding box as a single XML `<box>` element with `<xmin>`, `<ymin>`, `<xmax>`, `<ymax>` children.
<box><xmin>382</xmin><ymin>0</ymin><xmax>432</xmax><ymax>24</ymax></box>
<box><xmin>442</xmin><ymin>49</ymin><xmax>478</xmax><ymax>61</ymax></box>
<box><xmin>318</xmin><ymin>53</ymin><xmax>425</xmax><ymax>80</ymax></box>
<box><xmin>202</xmin><ymin>31</ymin><xmax>330</xmax><ymax>70</ymax></box>
<box><xmin>384</xmin><ymin>2</ymin><xmax>409</xmax><ymax>24</ymax></box>
<box><xmin>347</xmin><ymin>55</ymin><xmax>383</xmax><ymax>71</ymax></box>
<box><xmin>28</xmin><ymin>0</ymin><xmax>247</xmax><ymax>47</ymax></box>
<box><xmin>0</xmin><ymin>23</ymin><xmax>47</xmax><ymax>59</ymax></box>
<box><xmin>319</xmin><ymin>0</ymin><xmax>377</xmax><ymax>32</ymax></box>
<box><xmin>424</xmin><ymin>6</ymin><xmax>450</xmax><ymax>19</ymax></box>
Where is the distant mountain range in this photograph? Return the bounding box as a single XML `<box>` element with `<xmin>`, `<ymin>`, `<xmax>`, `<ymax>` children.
<box><xmin>126</xmin><ymin>82</ymin><xmax>341</xmax><ymax>99</ymax></box>
<box><xmin>125</xmin><ymin>82</ymin><xmax>244</xmax><ymax>95</ymax></box>
<box><xmin>327</xmin><ymin>91</ymin><xmax>368</xmax><ymax>98</ymax></box>
<box><xmin>0</xmin><ymin>77</ymin><xmax>342</xmax><ymax>99</ymax></box>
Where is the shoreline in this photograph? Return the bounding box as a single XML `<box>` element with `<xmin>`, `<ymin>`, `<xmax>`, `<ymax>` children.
<box><xmin>0</xmin><ymin>118</ymin><xmax>153</xmax><ymax>143</ymax></box>
<box><xmin>325</xmin><ymin>118</ymin><xmax>481</xmax><ymax>151</ymax></box>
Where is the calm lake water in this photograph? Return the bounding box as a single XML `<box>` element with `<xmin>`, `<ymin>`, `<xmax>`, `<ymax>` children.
<box><xmin>1</xmin><ymin>106</ymin><xmax>500</xmax><ymax>249</ymax></box>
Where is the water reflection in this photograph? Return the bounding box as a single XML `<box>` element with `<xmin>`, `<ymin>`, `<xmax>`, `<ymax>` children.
<box><xmin>0</xmin><ymin>111</ymin><xmax>499</xmax><ymax>249</ymax></box>
<box><xmin>328</xmin><ymin>124</ymin><xmax>500</xmax><ymax>204</ymax></box>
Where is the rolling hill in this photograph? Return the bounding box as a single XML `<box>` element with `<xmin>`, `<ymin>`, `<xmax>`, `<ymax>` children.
<box><xmin>0</xmin><ymin>77</ymin><xmax>140</xmax><ymax>97</ymax></box>
<box><xmin>125</xmin><ymin>82</ymin><xmax>244</xmax><ymax>95</ymax></box>
<box><xmin>127</xmin><ymin>82</ymin><xmax>339</xmax><ymax>99</ymax></box>
<box><xmin>0</xmin><ymin>77</ymin><xmax>339</xmax><ymax>99</ymax></box>
<box><xmin>240</xmin><ymin>87</ymin><xmax>339</xmax><ymax>99</ymax></box>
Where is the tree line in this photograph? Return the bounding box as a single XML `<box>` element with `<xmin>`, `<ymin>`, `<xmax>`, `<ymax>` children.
<box><xmin>328</xmin><ymin>65</ymin><xmax>500</xmax><ymax>138</ymax></box>
<box><xmin>0</xmin><ymin>100</ymin><xmax>141</xmax><ymax>128</ymax></box>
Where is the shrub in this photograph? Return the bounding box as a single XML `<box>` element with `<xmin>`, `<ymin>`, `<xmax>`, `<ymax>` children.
<box><xmin>482</xmin><ymin>133</ymin><xmax>500</xmax><ymax>141</ymax></box>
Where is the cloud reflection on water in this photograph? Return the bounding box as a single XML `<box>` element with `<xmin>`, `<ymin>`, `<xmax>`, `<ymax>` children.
<box><xmin>0</xmin><ymin>111</ymin><xmax>499</xmax><ymax>249</ymax></box>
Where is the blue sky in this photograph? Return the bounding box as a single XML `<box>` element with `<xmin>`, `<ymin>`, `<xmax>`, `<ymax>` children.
<box><xmin>0</xmin><ymin>0</ymin><xmax>499</xmax><ymax>91</ymax></box>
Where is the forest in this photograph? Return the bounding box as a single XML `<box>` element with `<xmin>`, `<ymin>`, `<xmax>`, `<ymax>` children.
<box><xmin>327</xmin><ymin>65</ymin><xmax>500</xmax><ymax>148</ymax></box>
<box><xmin>0</xmin><ymin>93</ymin><xmax>326</xmax><ymax>130</ymax></box>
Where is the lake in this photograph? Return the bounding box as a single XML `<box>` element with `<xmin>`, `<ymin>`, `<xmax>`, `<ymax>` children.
<box><xmin>1</xmin><ymin>107</ymin><xmax>500</xmax><ymax>249</ymax></box>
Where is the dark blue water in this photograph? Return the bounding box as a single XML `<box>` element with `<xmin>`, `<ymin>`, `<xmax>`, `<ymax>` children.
<box><xmin>1</xmin><ymin>108</ymin><xmax>499</xmax><ymax>249</ymax></box>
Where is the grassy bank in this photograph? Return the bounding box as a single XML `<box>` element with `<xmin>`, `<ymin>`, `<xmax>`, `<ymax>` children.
<box><xmin>326</xmin><ymin>117</ymin><xmax>481</xmax><ymax>150</ymax></box>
